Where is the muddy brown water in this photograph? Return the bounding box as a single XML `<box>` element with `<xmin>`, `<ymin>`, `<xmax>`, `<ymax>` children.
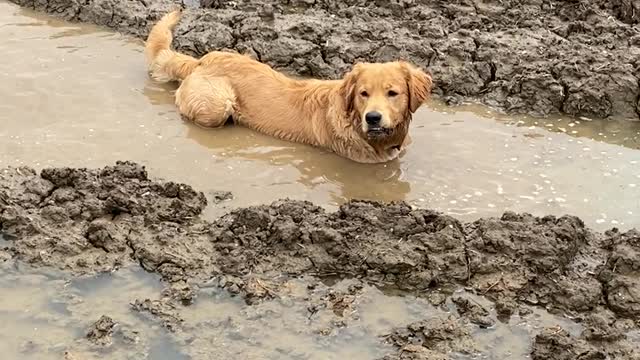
<box><xmin>1</xmin><ymin>2</ymin><xmax>640</xmax><ymax>359</ymax></box>
<box><xmin>0</xmin><ymin>243</ymin><xmax>585</xmax><ymax>360</ymax></box>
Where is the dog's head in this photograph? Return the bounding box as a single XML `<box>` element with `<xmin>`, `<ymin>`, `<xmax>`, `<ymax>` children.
<box><xmin>340</xmin><ymin>61</ymin><xmax>432</xmax><ymax>149</ymax></box>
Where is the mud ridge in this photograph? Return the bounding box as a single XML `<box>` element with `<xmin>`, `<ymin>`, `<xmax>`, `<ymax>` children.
<box><xmin>1</xmin><ymin>161</ymin><xmax>639</xmax><ymax>358</ymax></box>
<box><xmin>8</xmin><ymin>0</ymin><xmax>640</xmax><ymax>121</ymax></box>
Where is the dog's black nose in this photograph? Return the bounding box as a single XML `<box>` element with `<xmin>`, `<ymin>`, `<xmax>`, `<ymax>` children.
<box><xmin>365</xmin><ymin>111</ymin><xmax>382</xmax><ymax>126</ymax></box>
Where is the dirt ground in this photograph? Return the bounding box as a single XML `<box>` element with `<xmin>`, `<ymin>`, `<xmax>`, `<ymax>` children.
<box><xmin>8</xmin><ymin>0</ymin><xmax>640</xmax><ymax>121</ymax></box>
<box><xmin>2</xmin><ymin>0</ymin><xmax>640</xmax><ymax>357</ymax></box>
<box><xmin>1</xmin><ymin>161</ymin><xmax>639</xmax><ymax>359</ymax></box>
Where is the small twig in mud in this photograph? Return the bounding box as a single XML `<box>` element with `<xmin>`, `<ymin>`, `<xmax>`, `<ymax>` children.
<box><xmin>165</xmin><ymin>251</ymin><xmax>187</xmax><ymax>263</ymax></box>
<box><xmin>466</xmin><ymin>249</ymin><xmax>480</xmax><ymax>282</ymax></box>
<box><xmin>305</xmin><ymin>270</ymin><xmax>358</xmax><ymax>278</ymax></box>
<box><xmin>188</xmin><ymin>229</ymin><xmax>209</xmax><ymax>235</ymax></box>
<box><xmin>358</xmin><ymin>248</ymin><xmax>376</xmax><ymax>267</ymax></box>
<box><xmin>594</xmin><ymin>64</ymin><xmax>608</xmax><ymax>71</ymax></box>
<box><xmin>469</xmin><ymin>297</ymin><xmax>485</xmax><ymax>309</ymax></box>
<box><xmin>482</xmin><ymin>273</ymin><xmax>504</xmax><ymax>295</ymax></box>
<box><xmin>254</xmin><ymin>279</ymin><xmax>276</xmax><ymax>297</ymax></box>
<box><xmin>306</xmin><ymin>256</ymin><xmax>317</xmax><ymax>268</ymax></box>
<box><xmin>307</xmin><ymin>307</ymin><xmax>319</xmax><ymax>321</ymax></box>
<box><xmin>305</xmin><ymin>271</ymin><xmax>338</xmax><ymax>277</ymax></box>
<box><xmin>550</xmin><ymin>325</ymin><xmax>564</xmax><ymax>335</ymax></box>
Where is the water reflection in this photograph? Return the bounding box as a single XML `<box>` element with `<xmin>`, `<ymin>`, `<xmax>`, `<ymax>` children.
<box><xmin>185</xmin><ymin>123</ymin><xmax>412</xmax><ymax>204</ymax></box>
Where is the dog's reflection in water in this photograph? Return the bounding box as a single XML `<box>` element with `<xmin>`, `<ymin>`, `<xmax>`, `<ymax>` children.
<box><xmin>185</xmin><ymin>122</ymin><xmax>412</xmax><ymax>204</ymax></box>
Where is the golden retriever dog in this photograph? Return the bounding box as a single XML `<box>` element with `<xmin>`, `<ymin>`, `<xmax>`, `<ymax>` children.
<box><xmin>145</xmin><ymin>10</ymin><xmax>433</xmax><ymax>163</ymax></box>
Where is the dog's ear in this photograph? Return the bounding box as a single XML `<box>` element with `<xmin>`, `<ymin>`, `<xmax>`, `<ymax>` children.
<box><xmin>400</xmin><ymin>61</ymin><xmax>432</xmax><ymax>113</ymax></box>
<box><xmin>340</xmin><ymin>63</ymin><xmax>363</xmax><ymax>114</ymax></box>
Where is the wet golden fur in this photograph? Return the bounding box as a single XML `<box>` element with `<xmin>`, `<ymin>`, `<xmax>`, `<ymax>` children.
<box><xmin>145</xmin><ymin>10</ymin><xmax>433</xmax><ymax>163</ymax></box>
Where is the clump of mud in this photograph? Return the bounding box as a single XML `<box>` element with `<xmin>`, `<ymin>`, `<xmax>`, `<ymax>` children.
<box><xmin>9</xmin><ymin>0</ymin><xmax>640</xmax><ymax>120</ymax></box>
<box><xmin>0</xmin><ymin>161</ymin><xmax>207</xmax><ymax>275</ymax></box>
<box><xmin>1</xmin><ymin>161</ymin><xmax>639</xmax><ymax>358</ymax></box>
<box><xmin>381</xmin><ymin>316</ymin><xmax>477</xmax><ymax>360</ymax></box>
<box><xmin>86</xmin><ymin>315</ymin><xmax>116</xmax><ymax>347</ymax></box>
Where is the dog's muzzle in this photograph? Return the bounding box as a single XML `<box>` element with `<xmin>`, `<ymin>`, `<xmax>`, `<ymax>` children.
<box><xmin>364</xmin><ymin>111</ymin><xmax>393</xmax><ymax>139</ymax></box>
<box><xmin>366</xmin><ymin>126</ymin><xmax>393</xmax><ymax>139</ymax></box>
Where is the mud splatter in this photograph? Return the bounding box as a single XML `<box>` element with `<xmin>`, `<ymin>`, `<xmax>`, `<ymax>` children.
<box><xmin>8</xmin><ymin>0</ymin><xmax>640</xmax><ymax>120</ymax></box>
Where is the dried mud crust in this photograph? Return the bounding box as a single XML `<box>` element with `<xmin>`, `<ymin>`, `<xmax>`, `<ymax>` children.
<box><xmin>9</xmin><ymin>0</ymin><xmax>640</xmax><ymax>121</ymax></box>
<box><xmin>1</xmin><ymin>162</ymin><xmax>640</xmax><ymax>358</ymax></box>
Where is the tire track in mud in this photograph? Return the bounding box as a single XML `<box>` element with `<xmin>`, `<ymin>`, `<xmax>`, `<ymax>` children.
<box><xmin>8</xmin><ymin>0</ymin><xmax>640</xmax><ymax>121</ymax></box>
<box><xmin>0</xmin><ymin>161</ymin><xmax>639</xmax><ymax>358</ymax></box>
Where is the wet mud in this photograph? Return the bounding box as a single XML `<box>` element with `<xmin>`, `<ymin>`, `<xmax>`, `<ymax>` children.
<box><xmin>8</xmin><ymin>0</ymin><xmax>640</xmax><ymax>121</ymax></box>
<box><xmin>1</xmin><ymin>161</ymin><xmax>639</xmax><ymax>358</ymax></box>
<box><xmin>86</xmin><ymin>315</ymin><xmax>117</xmax><ymax>347</ymax></box>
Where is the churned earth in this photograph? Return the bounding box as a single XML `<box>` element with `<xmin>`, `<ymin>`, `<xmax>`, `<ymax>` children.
<box><xmin>2</xmin><ymin>0</ymin><xmax>640</xmax><ymax>359</ymax></box>
<box><xmin>1</xmin><ymin>161</ymin><xmax>639</xmax><ymax>359</ymax></box>
<box><xmin>7</xmin><ymin>0</ymin><xmax>640</xmax><ymax>121</ymax></box>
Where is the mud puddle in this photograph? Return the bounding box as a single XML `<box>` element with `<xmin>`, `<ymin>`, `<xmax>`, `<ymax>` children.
<box><xmin>1</xmin><ymin>1</ymin><xmax>639</xmax><ymax>231</ymax></box>
<box><xmin>1</xmin><ymin>160</ymin><xmax>639</xmax><ymax>359</ymax></box>
<box><xmin>0</xmin><ymin>259</ymin><xmax>589</xmax><ymax>360</ymax></box>
<box><xmin>0</xmin><ymin>260</ymin><xmax>185</xmax><ymax>360</ymax></box>
<box><xmin>2</xmin><ymin>2</ymin><xmax>640</xmax><ymax>359</ymax></box>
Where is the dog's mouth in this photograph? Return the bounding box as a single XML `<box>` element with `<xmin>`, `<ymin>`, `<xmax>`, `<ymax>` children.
<box><xmin>366</xmin><ymin>127</ymin><xmax>393</xmax><ymax>139</ymax></box>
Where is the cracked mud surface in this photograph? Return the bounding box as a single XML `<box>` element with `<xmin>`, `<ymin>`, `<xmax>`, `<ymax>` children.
<box><xmin>8</xmin><ymin>0</ymin><xmax>640</xmax><ymax>121</ymax></box>
<box><xmin>1</xmin><ymin>161</ymin><xmax>639</xmax><ymax>358</ymax></box>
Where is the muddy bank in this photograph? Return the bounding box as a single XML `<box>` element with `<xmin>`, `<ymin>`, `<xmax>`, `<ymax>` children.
<box><xmin>9</xmin><ymin>0</ymin><xmax>640</xmax><ymax>121</ymax></box>
<box><xmin>1</xmin><ymin>161</ymin><xmax>639</xmax><ymax>358</ymax></box>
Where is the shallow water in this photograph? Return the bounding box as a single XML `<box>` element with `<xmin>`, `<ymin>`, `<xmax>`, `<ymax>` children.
<box><xmin>1</xmin><ymin>1</ymin><xmax>639</xmax><ymax>231</ymax></box>
<box><xmin>1</xmin><ymin>2</ymin><xmax>640</xmax><ymax>359</ymax></box>
<box><xmin>0</xmin><ymin>260</ymin><xmax>586</xmax><ymax>360</ymax></box>
<box><xmin>0</xmin><ymin>261</ymin><xmax>182</xmax><ymax>360</ymax></box>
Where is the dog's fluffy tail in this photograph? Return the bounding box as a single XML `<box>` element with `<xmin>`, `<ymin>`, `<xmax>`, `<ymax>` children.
<box><xmin>145</xmin><ymin>10</ymin><xmax>199</xmax><ymax>82</ymax></box>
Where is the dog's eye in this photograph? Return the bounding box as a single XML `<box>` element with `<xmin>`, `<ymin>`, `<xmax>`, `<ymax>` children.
<box><xmin>387</xmin><ymin>90</ymin><xmax>398</xmax><ymax>97</ymax></box>
<box><xmin>360</xmin><ymin>90</ymin><xmax>369</xmax><ymax>97</ymax></box>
